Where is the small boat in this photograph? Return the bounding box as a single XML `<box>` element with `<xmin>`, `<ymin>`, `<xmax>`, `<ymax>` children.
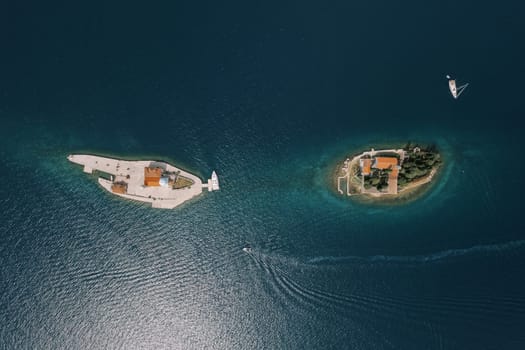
<box><xmin>446</xmin><ymin>75</ymin><xmax>469</xmax><ymax>99</ymax></box>
<box><xmin>211</xmin><ymin>171</ymin><xmax>220</xmax><ymax>191</ymax></box>
<box><xmin>242</xmin><ymin>244</ymin><xmax>252</xmax><ymax>253</ymax></box>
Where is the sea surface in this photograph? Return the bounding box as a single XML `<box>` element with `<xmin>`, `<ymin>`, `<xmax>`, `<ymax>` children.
<box><xmin>1</xmin><ymin>1</ymin><xmax>525</xmax><ymax>349</ymax></box>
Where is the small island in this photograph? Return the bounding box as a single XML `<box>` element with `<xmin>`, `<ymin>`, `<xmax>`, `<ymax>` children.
<box><xmin>68</xmin><ymin>154</ymin><xmax>219</xmax><ymax>209</ymax></box>
<box><xmin>336</xmin><ymin>143</ymin><xmax>441</xmax><ymax>200</ymax></box>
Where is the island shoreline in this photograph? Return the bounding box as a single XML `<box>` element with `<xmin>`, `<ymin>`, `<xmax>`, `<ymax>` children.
<box><xmin>332</xmin><ymin>144</ymin><xmax>443</xmax><ymax>205</ymax></box>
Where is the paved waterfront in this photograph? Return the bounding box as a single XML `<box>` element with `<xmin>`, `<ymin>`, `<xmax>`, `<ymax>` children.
<box><xmin>68</xmin><ymin>154</ymin><xmax>206</xmax><ymax>208</ymax></box>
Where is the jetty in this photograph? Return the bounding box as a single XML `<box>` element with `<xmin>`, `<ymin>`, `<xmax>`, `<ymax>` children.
<box><xmin>68</xmin><ymin>154</ymin><xmax>219</xmax><ymax>209</ymax></box>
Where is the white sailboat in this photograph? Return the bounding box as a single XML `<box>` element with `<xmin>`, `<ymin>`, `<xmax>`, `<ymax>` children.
<box><xmin>446</xmin><ymin>75</ymin><xmax>469</xmax><ymax>99</ymax></box>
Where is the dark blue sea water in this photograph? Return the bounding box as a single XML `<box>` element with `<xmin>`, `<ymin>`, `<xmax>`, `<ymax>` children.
<box><xmin>2</xmin><ymin>1</ymin><xmax>525</xmax><ymax>349</ymax></box>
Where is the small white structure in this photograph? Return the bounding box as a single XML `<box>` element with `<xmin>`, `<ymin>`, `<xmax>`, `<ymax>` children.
<box><xmin>159</xmin><ymin>176</ymin><xmax>169</xmax><ymax>187</ymax></box>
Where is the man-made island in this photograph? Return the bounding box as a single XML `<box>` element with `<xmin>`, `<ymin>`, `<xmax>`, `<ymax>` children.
<box><xmin>68</xmin><ymin>154</ymin><xmax>219</xmax><ymax>209</ymax></box>
<box><xmin>336</xmin><ymin>144</ymin><xmax>441</xmax><ymax>200</ymax></box>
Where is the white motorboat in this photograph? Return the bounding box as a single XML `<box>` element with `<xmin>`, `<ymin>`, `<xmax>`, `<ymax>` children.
<box><xmin>211</xmin><ymin>171</ymin><xmax>220</xmax><ymax>191</ymax></box>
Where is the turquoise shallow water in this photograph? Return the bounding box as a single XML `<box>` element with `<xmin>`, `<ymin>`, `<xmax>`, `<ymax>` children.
<box><xmin>2</xmin><ymin>1</ymin><xmax>525</xmax><ymax>349</ymax></box>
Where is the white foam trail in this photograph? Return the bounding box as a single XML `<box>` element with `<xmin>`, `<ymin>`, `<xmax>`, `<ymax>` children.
<box><xmin>308</xmin><ymin>239</ymin><xmax>525</xmax><ymax>265</ymax></box>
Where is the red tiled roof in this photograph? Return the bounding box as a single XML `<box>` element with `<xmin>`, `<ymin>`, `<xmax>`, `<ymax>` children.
<box><xmin>111</xmin><ymin>182</ymin><xmax>128</xmax><ymax>194</ymax></box>
<box><xmin>389</xmin><ymin>166</ymin><xmax>399</xmax><ymax>179</ymax></box>
<box><xmin>373</xmin><ymin>157</ymin><xmax>398</xmax><ymax>169</ymax></box>
<box><xmin>144</xmin><ymin>167</ymin><xmax>162</xmax><ymax>186</ymax></box>
<box><xmin>361</xmin><ymin>159</ymin><xmax>372</xmax><ymax>176</ymax></box>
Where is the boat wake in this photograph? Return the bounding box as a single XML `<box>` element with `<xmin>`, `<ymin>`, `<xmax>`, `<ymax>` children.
<box><xmin>245</xmin><ymin>245</ymin><xmax>525</xmax><ymax>348</ymax></box>
<box><xmin>307</xmin><ymin>239</ymin><xmax>525</xmax><ymax>265</ymax></box>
